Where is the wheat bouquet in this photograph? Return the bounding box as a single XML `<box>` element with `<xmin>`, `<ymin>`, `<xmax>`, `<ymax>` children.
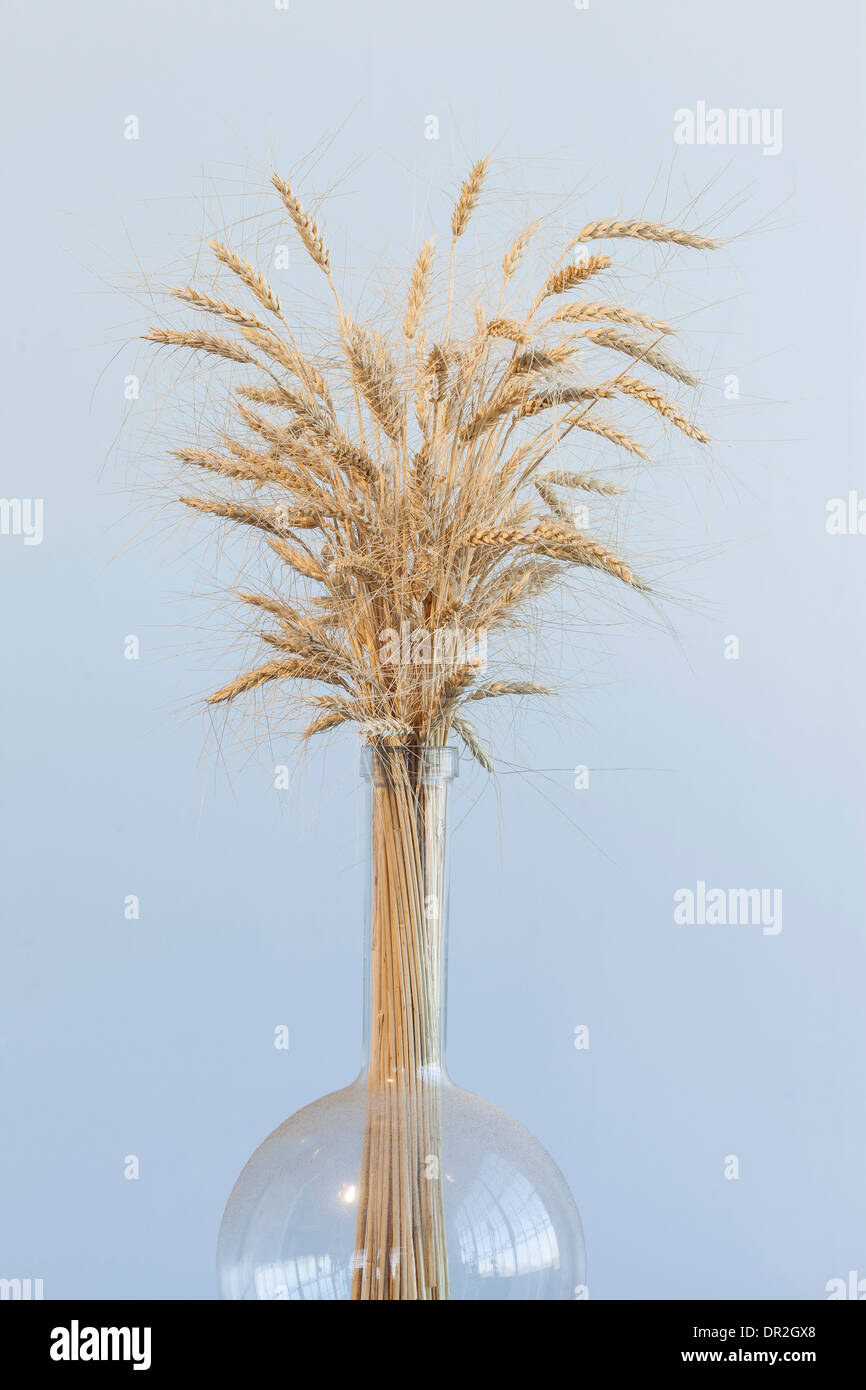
<box><xmin>145</xmin><ymin>160</ymin><xmax>717</xmax><ymax>1299</ymax></box>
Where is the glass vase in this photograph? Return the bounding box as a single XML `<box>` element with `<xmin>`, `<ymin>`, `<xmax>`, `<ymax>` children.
<box><xmin>217</xmin><ymin>745</ymin><xmax>586</xmax><ymax>1300</ymax></box>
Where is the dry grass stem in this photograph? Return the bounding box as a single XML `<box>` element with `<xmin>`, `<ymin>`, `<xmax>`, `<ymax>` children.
<box><xmin>580</xmin><ymin>327</ymin><xmax>698</xmax><ymax>386</ymax></box>
<box><xmin>577</xmin><ymin>217</ymin><xmax>721</xmax><ymax>249</ymax></box>
<box><xmin>450</xmin><ymin>158</ymin><xmax>489</xmax><ymax>240</ymax></box>
<box><xmin>403</xmin><ymin>239</ymin><xmax>435</xmax><ymax>340</ymax></box>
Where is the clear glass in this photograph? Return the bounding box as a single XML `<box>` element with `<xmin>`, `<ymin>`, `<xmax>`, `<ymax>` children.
<box><xmin>217</xmin><ymin>746</ymin><xmax>586</xmax><ymax>1300</ymax></box>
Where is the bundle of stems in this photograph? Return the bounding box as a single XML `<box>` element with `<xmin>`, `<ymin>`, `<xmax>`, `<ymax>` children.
<box><xmin>352</xmin><ymin>745</ymin><xmax>450</xmax><ymax>1299</ymax></box>
<box><xmin>145</xmin><ymin>161</ymin><xmax>719</xmax><ymax>1298</ymax></box>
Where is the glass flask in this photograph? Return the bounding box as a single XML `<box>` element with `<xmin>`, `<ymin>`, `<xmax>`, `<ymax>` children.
<box><xmin>217</xmin><ymin>745</ymin><xmax>586</xmax><ymax>1300</ymax></box>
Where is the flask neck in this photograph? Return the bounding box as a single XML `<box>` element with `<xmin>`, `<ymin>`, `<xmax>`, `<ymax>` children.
<box><xmin>360</xmin><ymin>746</ymin><xmax>457</xmax><ymax>1086</ymax></box>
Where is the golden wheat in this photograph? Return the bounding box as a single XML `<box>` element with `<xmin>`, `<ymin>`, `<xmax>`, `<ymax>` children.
<box><xmin>147</xmin><ymin>155</ymin><xmax>716</xmax><ymax>758</ymax></box>
<box><xmin>450</xmin><ymin>158</ymin><xmax>489</xmax><ymax>240</ymax></box>
<box><xmin>577</xmin><ymin>217</ymin><xmax>720</xmax><ymax>249</ymax></box>
<box><xmin>145</xmin><ymin>169</ymin><xmax>721</xmax><ymax>1301</ymax></box>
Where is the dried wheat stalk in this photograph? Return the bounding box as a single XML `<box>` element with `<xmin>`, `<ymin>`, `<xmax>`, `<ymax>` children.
<box><xmin>145</xmin><ymin>161</ymin><xmax>718</xmax><ymax>1301</ymax></box>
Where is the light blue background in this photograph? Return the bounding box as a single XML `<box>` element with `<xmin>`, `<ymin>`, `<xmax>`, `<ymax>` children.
<box><xmin>1</xmin><ymin>0</ymin><xmax>864</xmax><ymax>1299</ymax></box>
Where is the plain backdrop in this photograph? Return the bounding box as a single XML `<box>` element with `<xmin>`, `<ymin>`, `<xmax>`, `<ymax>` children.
<box><xmin>1</xmin><ymin>0</ymin><xmax>864</xmax><ymax>1299</ymax></box>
